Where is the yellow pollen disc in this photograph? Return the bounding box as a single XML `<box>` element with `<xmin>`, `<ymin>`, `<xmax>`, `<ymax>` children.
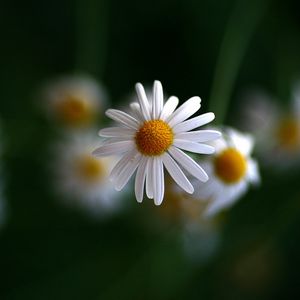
<box><xmin>56</xmin><ymin>94</ymin><xmax>94</xmax><ymax>126</ymax></box>
<box><xmin>276</xmin><ymin>118</ymin><xmax>300</xmax><ymax>150</ymax></box>
<box><xmin>214</xmin><ymin>148</ymin><xmax>247</xmax><ymax>184</ymax></box>
<box><xmin>76</xmin><ymin>155</ymin><xmax>104</xmax><ymax>183</ymax></box>
<box><xmin>135</xmin><ymin>120</ymin><xmax>174</xmax><ymax>156</ymax></box>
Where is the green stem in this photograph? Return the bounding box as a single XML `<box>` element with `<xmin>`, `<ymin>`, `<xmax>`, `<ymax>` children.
<box><xmin>75</xmin><ymin>0</ymin><xmax>109</xmax><ymax>77</ymax></box>
<box><xmin>209</xmin><ymin>0</ymin><xmax>269</xmax><ymax>125</ymax></box>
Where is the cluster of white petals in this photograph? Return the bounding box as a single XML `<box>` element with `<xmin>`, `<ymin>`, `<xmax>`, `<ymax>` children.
<box><xmin>93</xmin><ymin>81</ymin><xmax>221</xmax><ymax>205</ymax></box>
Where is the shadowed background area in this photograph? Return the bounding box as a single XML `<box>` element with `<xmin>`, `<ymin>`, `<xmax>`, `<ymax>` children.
<box><xmin>1</xmin><ymin>0</ymin><xmax>300</xmax><ymax>299</ymax></box>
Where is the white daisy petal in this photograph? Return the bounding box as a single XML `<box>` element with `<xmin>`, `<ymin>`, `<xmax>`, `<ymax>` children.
<box><xmin>173</xmin><ymin>139</ymin><xmax>215</xmax><ymax>154</ymax></box>
<box><xmin>146</xmin><ymin>157</ymin><xmax>154</xmax><ymax>199</ymax></box>
<box><xmin>92</xmin><ymin>141</ymin><xmax>134</xmax><ymax>157</ymax></box>
<box><xmin>175</xmin><ymin>130</ymin><xmax>221</xmax><ymax>142</ymax></box>
<box><xmin>152</xmin><ymin>80</ymin><xmax>163</xmax><ymax>119</ymax></box>
<box><xmin>114</xmin><ymin>152</ymin><xmax>142</xmax><ymax>191</ymax></box>
<box><xmin>162</xmin><ymin>153</ymin><xmax>194</xmax><ymax>194</ymax></box>
<box><xmin>168</xmin><ymin>146</ymin><xmax>209</xmax><ymax>182</ymax></box>
<box><xmin>160</xmin><ymin>96</ymin><xmax>179</xmax><ymax>121</ymax></box>
<box><xmin>167</xmin><ymin>96</ymin><xmax>201</xmax><ymax>127</ymax></box>
<box><xmin>100</xmin><ymin>137</ymin><xmax>132</xmax><ymax>145</ymax></box>
<box><xmin>129</xmin><ymin>102</ymin><xmax>143</xmax><ymax>122</ymax></box>
<box><xmin>134</xmin><ymin>157</ymin><xmax>148</xmax><ymax>203</ymax></box>
<box><xmin>106</xmin><ymin>109</ymin><xmax>139</xmax><ymax>129</ymax></box>
<box><xmin>153</xmin><ymin>157</ymin><xmax>164</xmax><ymax>205</ymax></box>
<box><xmin>246</xmin><ymin>158</ymin><xmax>260</xmax><ymax>185</ymax></box>
<box><xmin>99</xmin><ymin>127</ymin><xmax>135</xmax><ymax>138</ymax></box>
<box><xmin>226</xmin><ymin>128</ymin><xmax>254</xmax><ymax>156</ymax></box>
<box><xmin>172</xmin><ymin>113</ymin><xmax>215</xmax><ymax>133</ymax></box>
<box><xmin>193</xmin><ymin>178</ymin><xmax>215</xmax><ymax>200</ymax></box>
<box><xmin>109</xmin><ymin>149</ymin><xmax>137</xmax><ymax>180</ymax></box>
<box><xmin>135</xmin><ymin>83</ymin><xmax>151</xmax><ymax>121</ymax></box>
<box><xmin>205</xmin><ymin>181</ymin><xmax>247</xmax><ymax>217</ymax></box>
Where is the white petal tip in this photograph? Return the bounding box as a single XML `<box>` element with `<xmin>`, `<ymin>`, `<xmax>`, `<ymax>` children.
<box><xmin>208</xmin><ymin>148</ymin><xmax>216</xmax><ymax>154</ymax></box>
<box><xmin>136</xmin><ymin>198</ymin><xmax>143</xmax><ymax>203</ymax></box>
<box><xmin>154</xmin><ymin>197</ymin><xmax>164</xmax><ymax>206</ymax></box>
<box><xmin>91</xmin><ymin>149</ymin><xmax>101</xmax><ymax>157</ymax></box>
<box><xmin>154</xmin><ymin>200</ymin><xmax>162</xmax><ymax>206</ymax></box>
<box><xmin>191</xmin><ymin>96</ymin><xmax>201</xmax><ymax>104</ymax></box>
<box><xmin>201</xmin><ymin>176</ymin><xmax>209</xmax><ymax>183</ymax></box>
<box><xmin>135</xmin><ymin>82</ymin><xmax>143</xmax><ymax>90</ymax></box>
<box><xmin>186</xmin><ymin>187</ymin><xmax>194</xmax><ymax>194</ymax></box>
<box><xmin>98</xmin><ymin>129</ymin><xmax>105</xmax><ymax>137</ymax></box>
<box><xmin>105</xmin><ymin>109</ymin><xmax>112</xmax><ymax>116</ymax></box>
<box><xmin>208</xmin><ymin>112</ymin><xmax>215</xmax><ymax>120</ymax></box>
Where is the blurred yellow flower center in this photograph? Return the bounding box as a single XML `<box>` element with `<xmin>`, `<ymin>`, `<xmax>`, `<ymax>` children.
<box><xmin>135</xmin><ymin>120</ymin><xmax>174</xmax><ymax>156</ymax></box>
<box><xmin>76</xmin><ymin>155</ymin><xmax>104</xmax><ymax>182</ymax></box>
<box><xmin>56</xmin><ymin>94</ymin><xmax>94</xmax><ymax>126</ymax></box>
<box><xmin>214</xmin><ymin>148</ymin><xmax>247</xmax><ymax>184</ymax></box>
<box><xmin>276</xmin><ymin>118</ymin><xmax>300</xmax><ymax>150</ymax></box>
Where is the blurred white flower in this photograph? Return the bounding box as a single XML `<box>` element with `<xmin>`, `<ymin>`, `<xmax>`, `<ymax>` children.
<box><xmin>239</xmin><ymin>88</ymin><xmax>300</xmax><ymax>168</ymax></box>
<box><xmin>93</xmin><ymin>80</ymin><xmax>220</xmax><ymax>205</ymax></box>
<box><xmin>238</xmin><ymin>90</ymin><xmax>279</xmax><ymax>141</ymax></box>
<box><xmin>157</xmin><ymin>179</ymin><xmax>222</xmax><ymax>263</ymax></box>
<box><xmin>192</xmin><ymin>128</ymin><xmax>260</xmax><ymax>217</ymax></box>
<box><xmin>42</xmin><ymin>75</ymin><xmax>108</xmax><ymax>128</ymax></box>
<box><xmin>52</xmin><ymin>131</ymin><xmax>122</xmax><ymax>217</ymax></box>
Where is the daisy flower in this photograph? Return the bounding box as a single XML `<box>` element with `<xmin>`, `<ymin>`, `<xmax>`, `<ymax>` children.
<box><xmin>52</xmin><ymin>132</ymin><xmax>122</xmax><ymax>216</ymax></box>
<box><xmin>238</xmin><ymin>90</ymin><xmax>279</xmax><ymax>141</ymax></box>
<box><xmin>42</xmin><ymin>75</ymin><xmax>107</xmax><ymax>128</ymax></box>
<box><xmin>93</xmin><ymin>80</ymin><xmax>221</xmax><ymax>205</ymax></box>
<box><xmin>192</xmin><ymin>128</ymin><xmax>260</xmax><ymax>216</ymax></box>
<box><xmin>238</xmin><ymin>88</ymin><xmax>300</xmax><ymax>168</ymax></box>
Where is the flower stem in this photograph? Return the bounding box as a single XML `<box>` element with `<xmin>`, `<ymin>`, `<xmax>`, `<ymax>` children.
<box><xmin>75</xmin><ymin>0</ymin><xmax>109</xmax><ymax>78</ymax></box>
<box><xmin>209</xmin><ymin>0</ymin><xmax>269</xmax><ymax>125</ymax></box>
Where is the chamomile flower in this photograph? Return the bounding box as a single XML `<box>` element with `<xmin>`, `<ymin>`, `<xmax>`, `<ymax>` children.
<box><xmin>239</xmin><ymin>88</ymin><xmax>300</xmax><ymax>168</ymax></box>
<box><xmin>238</xmin><ymin>90</ymin><xmax>279</xmax><ymax>142</ymax></box>
<box><xmin>43</xmin><ymin>75</ymin><xmax>107</xmax><ymax>128</ymax></box>
<box><xmin>192</xmin><ymin>128</ymin><xmax>260</xmax><ymax>217</ymax></box>
<box><xmin>93</xmin><ymin>80</ymin><xmax>221</xmax><ymax>205</ymax></box>
<box><xmin>52</xmin><ymin>132</ymin><xmax>122</xmax><ymax>216</ymax></box>
<box><xmin>273</xmin><ymin>83</ymin><xmax>300</xmax><ymax>160</ymax></box>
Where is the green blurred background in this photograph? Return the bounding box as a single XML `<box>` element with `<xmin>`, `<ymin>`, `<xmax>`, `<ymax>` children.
<box><xmin>1</xmin><ymin>0</ymin><xmax>300</xmax><ymax>299</ymax></box>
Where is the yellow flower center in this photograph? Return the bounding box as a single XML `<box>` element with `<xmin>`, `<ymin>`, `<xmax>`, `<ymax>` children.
<box><xmin>214</xmin><ymin>148</ymin><xmax>247</xmax><ymax>184</ymax></box>
<box><xmin>76</xmin><ymin>155</ymin><xmax>104</xmax><ymax>183</ymax></box>
<box><xmin>135</xmin><ymin>120</ymin><xmax>174</xmax><ymax>156</ymax></box>
<box><xmin>276</xmin><ymin>118</ymin><xmax>300</xmax><ymax>150</ymax></box>
<box><xmin>56</xmin><ymin>94</ymin><xmax>94</xmax><ymax>126</ymax></box>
